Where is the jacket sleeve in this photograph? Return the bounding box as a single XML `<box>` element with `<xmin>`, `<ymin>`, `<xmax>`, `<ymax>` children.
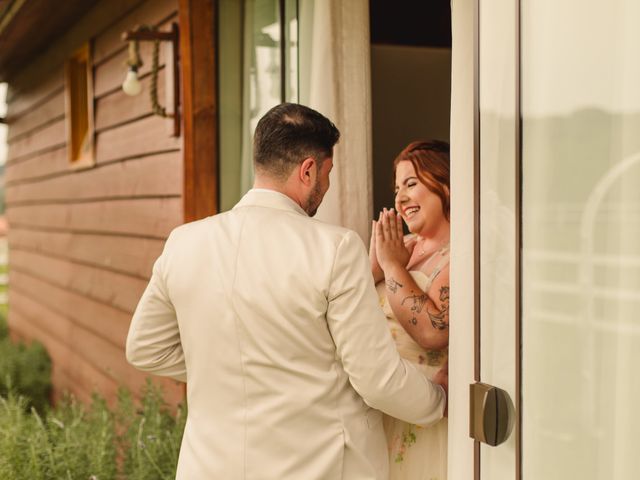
<box><xmin>126</xmin><ymin>236</ymin><xmax>187</xmax><ymax>382</ymax></box>
<box><xmin>326</xmin><ymin>230</ymin><xmax>445</xmax><ymax>427</ymax></box>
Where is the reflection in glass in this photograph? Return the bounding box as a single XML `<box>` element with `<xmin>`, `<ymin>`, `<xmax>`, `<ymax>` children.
<box><xmin>478</xmin><ymin>0</ymin><xmax>517</xmax><ymax>477</ymax></box>
<box><xmin>218</xmin><ymin>0</ymin><xmax>298</xmax><ymax>211</ymax></box>
<box><xmin>522</xmin><ymin>1</ymin><xmax>640</xmax><ymax>478</ymax></box>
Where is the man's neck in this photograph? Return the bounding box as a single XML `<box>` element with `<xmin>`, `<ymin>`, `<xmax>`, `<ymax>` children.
<box><xmin>253</xmin><ymin>177</ymin><xmax>306</xmax><ymax>212</ymax></box>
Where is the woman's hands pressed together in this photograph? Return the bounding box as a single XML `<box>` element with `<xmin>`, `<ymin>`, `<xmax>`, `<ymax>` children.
<box><xmin>373</xmin><ymin>208</ymin><xmax>414</xmax><ymax>272</ymax></box>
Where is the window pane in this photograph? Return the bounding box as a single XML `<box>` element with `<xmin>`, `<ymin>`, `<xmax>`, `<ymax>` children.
<box><xmin>522</xmin><ymin>1</ymin><xmax>640</xmax><ymax>478</ymax></box>
<box><xmin>219</xmin><ymin>0</ymin><xmax>299</xmax><ymax>211</ymax></box>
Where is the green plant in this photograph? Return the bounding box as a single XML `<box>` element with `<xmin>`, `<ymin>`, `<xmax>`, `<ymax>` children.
<box><xmin>0</xmin><ymin>313</ymin><xmax>186</xmax><ymax>478</ymax></box>
<box><xmin>0</xmin><ymin>317</ymin><xmax>52</xmax><ymax>413</ymax></box>
<box><xmin>0</xmin><ymin>382</ymin><xmax>186</xmax><ymax>479</ymax></box>
<box><xmin>119</xmin><ymin>381</ymin><xmax>187</xmax><ymax>480</ymax></box>
<box><xmin>45</xmin><ymin>394</ymin><xmax>118</xmax><ymax>479</ymax></box>
<box><xmin>0</xmin><ymin>392</ymin><xmax>118</xmax><ymax>480</ymax></box>
<box><xmin>0</xmin><ymin>393</ymin><xmax>38</xmax><ymax>480</ymax></box>
<box><xmin>0</xmin><ymin>310</ymin><xmax>8</xmax><ymax>340</ymax></box>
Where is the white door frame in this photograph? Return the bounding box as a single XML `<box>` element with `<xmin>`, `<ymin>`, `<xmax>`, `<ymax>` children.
<box><xmin>449</xmin><ymin>1</ymin><xmax>523</xmax><ymax>479</ymax></box>
<box><xmin>449</xmin><ymin>1</ymin><xmax>477</xmax><ymax>478</ymax></box>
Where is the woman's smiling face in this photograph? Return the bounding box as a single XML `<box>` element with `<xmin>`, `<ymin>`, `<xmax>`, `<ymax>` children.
<box><xmin>394</xmin><ymin>160</ymin><xmax>447</xmax><ymax>235</ymax></box>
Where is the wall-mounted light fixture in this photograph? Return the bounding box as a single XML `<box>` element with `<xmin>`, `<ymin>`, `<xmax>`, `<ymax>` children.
<box><xmin>121</xmin><ymin>22</ymin><xmax>180</xmax><ymax>136</ymax></box>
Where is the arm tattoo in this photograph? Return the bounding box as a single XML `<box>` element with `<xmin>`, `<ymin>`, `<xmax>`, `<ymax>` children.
<box><xmin>401</xmin><ymin>285</ymin><xmax>450</xmax><ymax>330</ymax></box>
<box><xmin>401</xmin><ymin>293</ymin><xmax>427</xmax><ymax>327</ymax></box>
<box><xmin>385</xmin><ymin>278</ymin><xmax>403</xmax><ymax>294</ymax></box>
<box><xmin>428</xmin><ymin>286</ymin><xmax>450</xmax><ymax>330</ymax></box>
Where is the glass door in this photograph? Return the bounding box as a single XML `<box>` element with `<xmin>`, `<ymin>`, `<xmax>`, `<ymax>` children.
<box><xmin>477</xmin><ymin>0</ymin><xmax>518</xmax><ymax>477</ymax></box>
<box><xmin>520</xmin><ymin>0</ymin><xmax>640</xmax><ymax>478</ymax></box>
<box><xmin>475</xmin><ymin>0</ymin><xmax>640</xmax><ymax>478</ymax></box>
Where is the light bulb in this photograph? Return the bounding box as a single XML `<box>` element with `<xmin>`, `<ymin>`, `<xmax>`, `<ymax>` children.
<box><xmin>122</xmin><ymin>67</ymin><xmax>142</xmax><ymax>96</ymax></box>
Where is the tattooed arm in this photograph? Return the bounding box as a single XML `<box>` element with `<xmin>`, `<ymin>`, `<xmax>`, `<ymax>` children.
<box><xmin>375</xmin><ymin>209</ymin><xmax>449</xmax><ymax>350</ymax></box>
<box><xmin>381</xmin><ymin>262</ymin><xmax>449</xmax><ymax>350</ymax></box>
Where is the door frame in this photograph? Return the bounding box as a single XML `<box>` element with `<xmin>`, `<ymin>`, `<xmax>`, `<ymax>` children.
<box><xmin>179</xmin><ymin>0</ymin><xmax>219</xmax><ymax>222</ymax></box>
<box><xmin>449</xmin><ymin>0</ymin><xmax>522</xmax><ymax>478</ymax></box>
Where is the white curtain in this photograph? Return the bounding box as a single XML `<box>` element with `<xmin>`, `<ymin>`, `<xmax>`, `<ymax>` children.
<box><xmin>298</xmin><ymin>0</ymin><xmax>373</xmax><ymax>243</ymax></box>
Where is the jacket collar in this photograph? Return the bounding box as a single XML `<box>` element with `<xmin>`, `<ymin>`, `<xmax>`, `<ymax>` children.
<box><xmin>233</xmin><ymin>189</ymin><xmax>308</xmax><ymax>217</ymax></box>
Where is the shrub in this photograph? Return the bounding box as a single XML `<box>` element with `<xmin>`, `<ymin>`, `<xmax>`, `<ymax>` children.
<box><xmin>0</xmin><ymin>312</ymin><xmax>7</xmax><ymax>339</ymax></box>
<box><xmin>0</xmin><ymin>393</ymin><xmax>118</xmax><ymax>480</ymax></box>
<box><xmin>0</xmin><ymin>382</ymin><xmax>185</xmax><ymax>480</ymax></box>
<box><xmin>119</xmin><ymin>383</ymin><xmax>187</xmax><ymax>480</ymax></box>
<box><xmin>0</xmin><ymin>314</ymin><xmax>52</xmax><ymax>413</ymax></box>
<box><xmin>0</xmin><ymin>314</ymin><xmax>185</xmax><ymax>479</ymax></box>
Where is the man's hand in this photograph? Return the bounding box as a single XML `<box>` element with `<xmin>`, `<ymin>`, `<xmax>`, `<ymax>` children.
<box><xmin>433</xmin><ymin>362</ymin><xmax>448</xmax><ymax>418</ymax></box>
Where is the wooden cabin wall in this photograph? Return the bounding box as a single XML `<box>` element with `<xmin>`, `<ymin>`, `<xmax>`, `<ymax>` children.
<box><xmin>4</xmin><ymin>0</ymin><xmax>184</xmax><ymax>405</ymax></box>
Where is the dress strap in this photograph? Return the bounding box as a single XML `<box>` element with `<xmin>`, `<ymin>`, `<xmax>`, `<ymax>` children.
<box><xmin>427</xmin><ymin>243</ymin><xmax>450</xmax><ymax>283</ymax></box>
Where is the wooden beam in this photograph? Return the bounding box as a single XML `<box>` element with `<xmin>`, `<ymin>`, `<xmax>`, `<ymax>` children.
<box><xmin>179</xmin><ymin>0</ymin><xmax>218</xmax><ymax>222</ymax></box>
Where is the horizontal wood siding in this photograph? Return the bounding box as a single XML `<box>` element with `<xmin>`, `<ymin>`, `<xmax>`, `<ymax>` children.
<box><xmin>5</xmin><ymin>0</ymin><xmax>184</xmax><ymax>405</ymax></box>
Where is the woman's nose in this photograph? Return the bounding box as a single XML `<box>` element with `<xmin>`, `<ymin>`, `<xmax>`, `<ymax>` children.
<box><xmin>396</xmin><ymin>191</ymin><xmax>408</xmax><ymax>203</ymax></box>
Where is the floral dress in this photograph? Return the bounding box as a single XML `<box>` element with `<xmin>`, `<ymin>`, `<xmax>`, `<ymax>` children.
<box><xmin>375</xmin><ymin>246</ymin><xmax>449</xmax><ymax>480</ymax></box>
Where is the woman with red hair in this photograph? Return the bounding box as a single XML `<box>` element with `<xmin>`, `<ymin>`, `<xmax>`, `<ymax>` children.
<box><xmin>370</xmin><ymin>140</ymin><xmax>450</xmax><ymax>479</ymax></box>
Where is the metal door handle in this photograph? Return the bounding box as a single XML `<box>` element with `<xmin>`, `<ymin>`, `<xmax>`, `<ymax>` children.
<box><xmin>469</xmin><ymin>382</ymin><xmax>515</xmax><ymax>446</ymax></box>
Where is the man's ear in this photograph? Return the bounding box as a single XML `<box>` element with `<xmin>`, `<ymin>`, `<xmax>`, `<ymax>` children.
<box><xmin>299</xmin><ymin>157</ymin><xmax>316</xmax><ymax>186</ymax></box>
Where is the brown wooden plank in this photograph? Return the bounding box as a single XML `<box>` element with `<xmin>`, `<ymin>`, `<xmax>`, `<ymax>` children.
<box><xmin>9</xmin><ymin>312</ymin><xmax>88</xmax><ymax>405</ymax></box>
<box><xmin>6</xmin><ymin>90</ymin><xmax>65</xmax><ymax>142</ymax></box>
<box><xmin>4</xmin><ymin>146</ymin><xmax>67</xmax><ymax>184</ymax></box>
<box><xmin>6</xmin><ymin>69</ymin><xmax>64</xmax><ymax>120</ymax></box>
<box><xmin>8</xmin><ymin>229</ymin><xmax>165</xmax><ymax>278</ymax></box>
<box><xmin>179</xmin><ymin>0</ymin><xmax>218</xmax><ymax>222</ymax></box>
<box><xmin>9</xmin><ymin>269</ymin><xmax>132</xmax><ymax>348</ymax></box>
<box><xmin>5</xmin><ymin>151</ymin><xmax>182</xmax><ymax>204</ymax></box>
<box><xmin>15</xmin><ymin>284</ymin><xmax>144</xmax><ymax>390</ymax></box>
<box><xmin>9</xmin><ymin>272</ymin><xmax>162</xmax><ymax>397</ymax></box>
<box><xmin>7</xmin><ymin>197</ymin><xmax>182</xmax><ymax>238</ymax></box>
<box><xmin>94</xmin><ymin>26</ymin><xmax>171</xmax><ymax>98</ymax></box>
<box><xmin>95</xmin><ymin>114</ymin><xmax>181</xmax><ymax>164</ymax></box>
<box><xmin>93</xmin><ymin>0</ymin><xmax>177</xmax><ymax>65</ymax></box>
<box><xmin>8</xmin><ymin>305</ymin><xmax>109</xmax><ymax>404</ymax></box>
<box><xmin>94</xmin><ymin>69</ymin><xmax>166</xmax><ymax>132</ymax></box>
<box><xmin>10</xmin><ymin>249</ymin><xmax>148</xmax><ymax>314</ymax></box>
<box><xmin>6</xmin><ymin>118</ymin><xmax>66</xmax><ymax>162</ymax></box>
<box><xmin>10</xmin><ymin>290</ymin><xmax>184</xmax><ymax>405</ymax></box>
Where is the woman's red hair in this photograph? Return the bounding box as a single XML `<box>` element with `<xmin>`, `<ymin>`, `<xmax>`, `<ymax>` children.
<box><xmin>393</xmin><ymin>140</ymin><xmax>450</xmax><ymax>221</ymax></box>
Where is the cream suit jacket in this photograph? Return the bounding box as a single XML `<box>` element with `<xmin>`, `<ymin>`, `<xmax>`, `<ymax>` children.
<box><xmin>126</xmin><ymin>189</ymin><xmax>445</xmax><ymax>480</ymax></box>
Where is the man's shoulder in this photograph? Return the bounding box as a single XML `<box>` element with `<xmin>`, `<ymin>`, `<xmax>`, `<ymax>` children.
<box><xmin>166</xmin><ymin>210</ymin><xmax>361</xmax><ymax>251</ymax></box>
<box><xmin>164</xmin><ymin>212</ymin><xmax>230</xmax><ymax>244</ymax></box>
<box><xmin>303</xmin><ymin>220</ymin><xmax>368</xmax><ymax>259</ymax></box>
<box><xmin>300</xmin><ymin>217</ymin><xmax>363</xmax><ymax>245</ymax></box>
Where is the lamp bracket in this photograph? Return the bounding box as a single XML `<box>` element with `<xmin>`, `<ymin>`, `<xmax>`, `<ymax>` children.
<box><xmin>121</xmin><ymin>23</ymin><xmax>180</xmax><ymax>137</ymax></box>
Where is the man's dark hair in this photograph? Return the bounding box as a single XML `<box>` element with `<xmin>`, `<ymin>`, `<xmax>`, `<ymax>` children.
<box><xmin>253</xmin><ymin>103</ymin><xmax>340</xmax><ymax>179</ymax></box>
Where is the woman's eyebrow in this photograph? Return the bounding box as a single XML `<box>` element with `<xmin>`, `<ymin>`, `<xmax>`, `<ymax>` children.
<box><xmin>403</xmin><ymin>176</ymin><xmax>418</xmax><ymax>185</ymax></box>
<box><xmin>395</xmin><ymin>176</ymin><xmax>418</xmax><ymax>192</ymax></box>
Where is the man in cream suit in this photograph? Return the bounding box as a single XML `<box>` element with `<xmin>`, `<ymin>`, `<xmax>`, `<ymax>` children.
<box><xmin>126</xmin><ymin>103</ymin><xmax>446</xmax><ymax>479</ymax></box>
